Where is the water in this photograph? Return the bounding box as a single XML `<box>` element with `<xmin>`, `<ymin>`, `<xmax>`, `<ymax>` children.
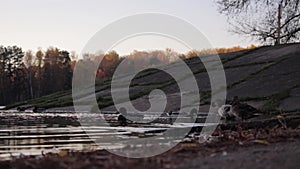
<box><xmin>0</xmin><ymin>111</ymin><xmax>212</xmax><ymax>160</ymax></box>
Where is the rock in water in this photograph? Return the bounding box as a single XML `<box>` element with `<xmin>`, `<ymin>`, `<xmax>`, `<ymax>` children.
<box><xmin>117</xmin><ymin>114</ymin><xmax>127</xmax><ymax>126</ymax></box>
<box><xmin>117</xmin><ymin>107</ymin><xmax>128</xmax><ymax>126</ymax></box>
<box><xmin>33</xmin><ymin>106</ymin><xmax>46</xmax><ymax>113</ymax></box>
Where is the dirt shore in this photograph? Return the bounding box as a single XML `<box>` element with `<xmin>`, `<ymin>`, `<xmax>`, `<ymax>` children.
<box><xmin>1</xmin><ymin>124</ymin><xmax>299</xmax><ymax>169</ymax></box>
<box><xmin>181</xmin><ymin>141</ymin><xmax>300</xmax><ymax>169</ymax></box>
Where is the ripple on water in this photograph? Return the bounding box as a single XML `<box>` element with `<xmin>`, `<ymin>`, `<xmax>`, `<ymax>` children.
<box><xmin>0</xmin><ymin>111</ymin><xmax>212</xmax><ymax>159</ymax></box>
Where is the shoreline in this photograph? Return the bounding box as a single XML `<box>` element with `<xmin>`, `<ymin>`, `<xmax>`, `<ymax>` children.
<box><xmin>0</xmin><ymin>122</ymin><xmax>299</xmax><ymax>169</ymax></box>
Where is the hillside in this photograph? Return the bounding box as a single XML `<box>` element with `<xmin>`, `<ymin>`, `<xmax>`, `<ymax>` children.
<box><xmin>7</xmin><ymin>43</ymin><xmax>300</xmax><ymax>113</ymax></box>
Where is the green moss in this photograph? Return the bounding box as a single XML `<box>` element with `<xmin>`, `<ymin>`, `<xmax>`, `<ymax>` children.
<box><xmin>5</xmin><ymin>90</ymin><xmax>71</xmax><ymax>109</ymax></box>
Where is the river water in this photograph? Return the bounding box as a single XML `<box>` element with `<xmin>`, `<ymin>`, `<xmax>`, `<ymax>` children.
<box><xmin>0</xmin><ymin>111</ymin><xmax>212</xmax><ymax>160</ymax></box>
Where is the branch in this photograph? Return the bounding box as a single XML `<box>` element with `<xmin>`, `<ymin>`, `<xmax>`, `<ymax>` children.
<box><xmin>280</xmin><ymin>13</ymin><xmax>300</xmax><ymax>30</ymax></box>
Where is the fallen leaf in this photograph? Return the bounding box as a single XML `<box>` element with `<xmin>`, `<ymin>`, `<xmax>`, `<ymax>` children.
<box><xmin>58</xmin><ymin>150</ymin><xmax>68</xmax><ymax>157</ymax></box>
<box><xmin>277</xmin><ymin>115</ymin><xmax>284</xmax><ymax>119</ymax></box>
<box><xmin>253</xmin><ymin>140</ymin><xmax>270</xmax><ymax>145</ymax></box>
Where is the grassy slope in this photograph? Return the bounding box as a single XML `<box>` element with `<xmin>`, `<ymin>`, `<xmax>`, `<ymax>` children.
<box><xmin>6</xmin><ymin>43</ymin><xmax>300</xmax><ymax>112</ymax></box>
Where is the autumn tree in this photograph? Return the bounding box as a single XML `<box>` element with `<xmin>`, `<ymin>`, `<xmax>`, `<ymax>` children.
<box><xmin>217</xmin><ymin>0</ymin><xmax>300</xmax><ymax>45</ymax></box>
<box><xmin>24</xmin><ymin>50</ymin><xmax>35</xmax><ymax>99</ymax></box>
<box><xmin>101</xmin><ymin>50</ymin><xmax>119</xmax><ymax>78</ymax></box>
<box><xmin>35</xmin><ymin>49</ymin><xmax>44</xmax><ymax>97</ymax></box>
<box><xmin>41</xmin><ymin>47</ymin><xmax>72</xmax><ymax>95</ymax></box>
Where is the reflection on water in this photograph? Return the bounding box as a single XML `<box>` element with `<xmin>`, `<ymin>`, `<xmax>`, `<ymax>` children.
<box><xmin>0</xmin><ymin>111</ymin><xmax>211</xmax><ymax>160</ymax></box>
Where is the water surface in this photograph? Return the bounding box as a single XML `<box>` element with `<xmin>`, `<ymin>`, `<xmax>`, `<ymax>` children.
<box><xmin>0</xmin><ymin>111</ymin><xmax>211</xmax><ymax>160</ymax></box>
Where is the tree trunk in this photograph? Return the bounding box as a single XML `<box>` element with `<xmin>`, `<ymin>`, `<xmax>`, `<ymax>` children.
<box><xmin>276</xmin><ymin>3</ymin><xmax>282</xmax><ymax>45</ymax></box>
<box><xmin>29</xmin><ymin>67</ymin><xmax>33</xmax><ymax>99</ymax></box>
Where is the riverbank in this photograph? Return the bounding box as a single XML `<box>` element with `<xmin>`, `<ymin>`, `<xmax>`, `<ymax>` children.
<box><xmin>0</xmin><ymin>120</ymin><xmax>299</xmax><ymax>169</ymax></box>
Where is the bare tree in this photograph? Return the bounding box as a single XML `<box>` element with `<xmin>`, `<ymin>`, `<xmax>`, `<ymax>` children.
<box><xmin>217</xmin><ymin>0</ymin><xmax>300</xmax><ymax>45</ymax></box>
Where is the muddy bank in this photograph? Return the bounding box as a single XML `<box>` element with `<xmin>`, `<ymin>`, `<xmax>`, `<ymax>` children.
<box><xmin>1</xmin><ymin>123</ymin><xmax>299</xmax><ymax>169</ymax></box>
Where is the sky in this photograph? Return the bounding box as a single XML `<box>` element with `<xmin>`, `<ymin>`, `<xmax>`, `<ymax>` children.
<box><xmin>0</xmin><ymin>0</ymin><xmax>256</xmax><ymax>56</ymax></box>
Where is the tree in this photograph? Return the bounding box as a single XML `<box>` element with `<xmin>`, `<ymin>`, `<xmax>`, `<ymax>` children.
<box><xmin>217</xmin><ymin>0</ymin><xmax>300</xmax><ymax>45</ymax></box>
<box><xmin>24</xmin><ymin>50</ymin><xmax>35</xmax><ymax>99</ymax></box>
<box><xmin>0</xmin><ymin>46</ymin><xmax>9</xmax><ymax>103</ymax></box>
<box><xmin>59</xmin><ymin>50</ymin><xmax>72</xmax><ymax>90</ymax></box>
<box><xmin>102</xmin><ymin>51</ymin><xmax>119</xmax><ymax>77</ymax></box>
<box><xmin>0</xmin><ymin>46</ymin><xmax>25</xmax><ymax>103</ymax></box>
<box><xmin>0</xmin><ymin>45</ymin><xmax>76</xmax><ymax>105</ymax></box>
<box><xmin>35</xmin><ymin>49</ymin><xmax>44</xmax><ymax>97</ymax></box>
<box><xmin>41</xmin><ymin>48</ymin><xmax>73</xmax><ymax>94</ymax></box>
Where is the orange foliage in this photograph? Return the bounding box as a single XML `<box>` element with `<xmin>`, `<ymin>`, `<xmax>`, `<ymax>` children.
<box><xmin>186</xmin><ymin>44</ymin><xmax>258</xmax><ymax>58</ymax></box>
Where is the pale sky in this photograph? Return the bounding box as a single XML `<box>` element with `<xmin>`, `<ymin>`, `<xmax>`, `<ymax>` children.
<box><xmin>0</xmin><ymin>0</ymin><xmax>256</xmax><ymax>56</ymax></box>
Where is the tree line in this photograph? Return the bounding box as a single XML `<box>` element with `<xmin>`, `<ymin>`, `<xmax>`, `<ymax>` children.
<box><xmin>0</xmin><ymin>46</ymin><xmax>74</xmax><ymax>105</ymax></box>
